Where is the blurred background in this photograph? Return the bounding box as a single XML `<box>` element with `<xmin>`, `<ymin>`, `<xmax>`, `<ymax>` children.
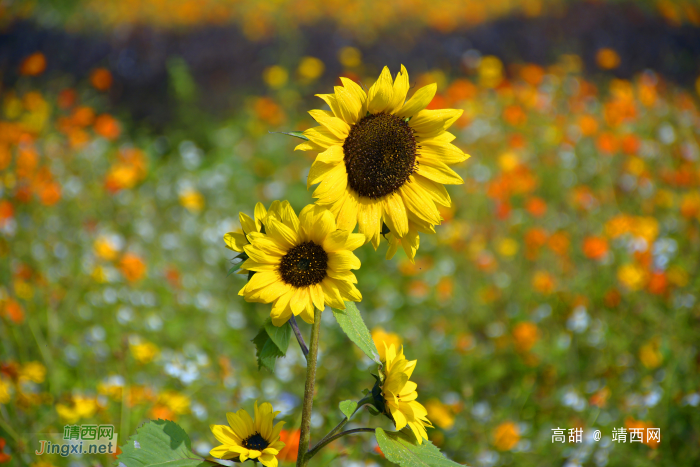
<box><xmin>1</xmin><ymin>0</ymin><xmax>700</xmax><ymax>466</ymax></box>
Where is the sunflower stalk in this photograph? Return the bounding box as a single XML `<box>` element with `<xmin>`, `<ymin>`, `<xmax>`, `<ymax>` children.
<box><xmin>296</xmin><ymin>307</ymin><xmax>323</xmax><ymax>467</ymax></box>
<box><xmin>305</xmin><ymin>428</ymin><xmax>376</xmax><ymax>460</ymax></box>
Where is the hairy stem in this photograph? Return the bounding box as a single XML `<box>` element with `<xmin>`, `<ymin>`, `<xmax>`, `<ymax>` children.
<box><xmin>289</xmin><ymin>315</ymin><xmax>309</xmax><ymax>359</ymax></box>
<box><xmin>296</xmin><ymin>308</ymin><xmax>322</xmax><ymax>467</ymax></box>
<box><xmin>306</xmin><ymin>428</ymin><xmax>376</xmax><ymax>460</ymax></box>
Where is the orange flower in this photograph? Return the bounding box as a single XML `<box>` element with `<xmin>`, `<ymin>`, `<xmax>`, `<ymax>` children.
<box><xmin>525</xmin><ymin>197</ymin><xmax>547</xmax><ymax>217</ymax></box>
<box><xmin>532</xmin><ymin>271</ymin><xmax>555</xmax><ymax>294</ymax></box>
<box><xmin>493</xmin><ymin>421</ymin><xmax>520</xmax><ymax>451</ymax></box>
<box><xmin>90</xmin><ymin>68</ymin><xmax>113</xmax><ymax>91</ymax></box>
<box><xmin>519</xmin><ymin>64</ymin><xmax>545</xmax><ymax>86</ymax></box>
<box><xmin>277</xmin><ymin>429</ymin><xmax>300</xmax><ymax>462</ymax></box>
<box><xmin>446</xmin><ymin>79</ymin><xmax>477</xmax><ymax>104</ymax></box>
<box><xmin>582</xmin><ymin>236</ymin><xmax>608</xmax><ymax>260</ymax></box>
<box><xmin>624</xmin><ymin>418</ymin><xmax>660</xmax><ymax>449</ymax></box>
<box><xmin>253</xmin><ymin>97</ymin><xmax>285</xmax><ymax>126</ymax></box>
<box><xmin>0</xmin><ymin>201</ymin><xmax>13</xmax><ymax>228</ymax></box>
<box><xmin>503</xmin><ymin>105</ymin><xmax>527</xmax><ymax>126</ymax></box>
<box><xmin>596</xmin><ymin>132</ymin><xmax>619</xmax><ymax>154</ymax></box>
<box><xmin>512</xmin><ymin>322</ymin><xmax>539</xmax><ymax>352</ymax></box>
<box><xmin>436</xmin><ymin>277</ymin><xmax>453</xmax><ymax>301</ymax></box>
<box><xmin>548</xmin><ymin>231</ymin><xmax>570</xmax><ymax>256</ymax></box>
<box><xmin>119</xmin><ymin>253</ymin><xmax>146</xmax><ymax>282</ymax></box>
<box><xmin>58</xmin><ymin>88</ymin><xmax>77</xmax><ymax>109</ymax></box>
<box><xmin>72</xmin><ymin>106</ymin><xmax>96</xmax><ymax>127</ymax></box>
<box><xmin>647</xmin><ymin>272</ymin><xmax>668</xmax><ymax>295</ymax></box>
<box><xmin>94</xmin><ymin>114</ymin><xmax>121</xmax><ymax>140</ymax></box>
<box><xmin>19</xmin><ymin>52</ymin><xmax>46</xmax><ymax>76</ymax></box>
<box><xmin>0</xmin><ymin>437</ymin><xmax>11</xmax><ymax>463</ymax></box>
<box><xmin>621</xmin><ymin>134</ymin><xmax>640</xmax><ymax>155</ymax></box>
<box><xmin>589</xmin><ymin>387</ymin><xmax>610</xmax><ymax>408</ymax></box>
<box><xmin>604</xmin><ymin>288</ymin><xmax>621</xmax><ymax>308</ymax></box>
<box><xmin>578</xmin><ymin>115</ymin><xmax>598</xmax><ymax>137</ymax></box>
<box><xmin>524</xmin><ymin>228</ymin><xmax>548</xmax><ymax>260</ymax></box>
<box><xmin>596</xmin><ymin>48</ymin><xmax>620</xmax><ymax>70</ymax></box>
<box><xmin>1</xmin><ymin>298</ymin><xmax>25</xmax><ymax>324</ymax></box>
<box><xmin>408</xmin><ymin>280</ymin><xmax>429</xmax><ymax>299</ymax></box>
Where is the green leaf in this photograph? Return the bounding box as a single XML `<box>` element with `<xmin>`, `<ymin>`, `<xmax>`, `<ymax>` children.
<box><xmin>251</xmin><ymin>318</ymin><xmax>291</xmax><ymax>372</ymax></box>
<box><xmin>339</xmin><ymin>400</ymin><xmax>358</xmax><ymax>419</ymax></box>
<box><xmin>264</xmin><ymin>319</ymin><xmax>292</xmax><ymax>353</ymax></box>
<box><xmin>331</xmin><ymin>302</ymin><xmax>380</xmax><ymax>363</ymax></box>
<box><xmin>375</xmin><ymin>428</ymin><xmax>465</xmax><ymax>467</ymax></box>
<box><xmin>269</xmin><ymin>130</ymin><xmax>309</xmax><ymax>141</ymax></box>
<box><xmin>117</xmin><ymin>419</ymin><xmax>208</xmax><ymax>467</ymax></box>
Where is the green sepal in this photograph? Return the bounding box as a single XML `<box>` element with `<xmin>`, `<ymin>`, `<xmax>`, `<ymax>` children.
<box><xmin>269</xmin><ymin>130</ymin><xmax>309</xmax><ymax>141</ymax></box>
<box><xmin>227</xmin><ymin>252</ymin><xmax>248</xmax><ymax>277</ymax></box>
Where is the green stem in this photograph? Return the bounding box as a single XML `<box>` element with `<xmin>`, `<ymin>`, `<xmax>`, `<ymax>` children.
<box><xmin>296</xmin><ymin>308</ymin><xmax>322</xmax><ymax>467</ymax></box>
<box><xmin>306</xmin><ymin>428</ymin><xmax>375</xmax><ymax>460</ymax></box>
<box><xmin>314</xmin><ymin>395</ymin><xmax>373</xmax><ymax>449</ymax></box>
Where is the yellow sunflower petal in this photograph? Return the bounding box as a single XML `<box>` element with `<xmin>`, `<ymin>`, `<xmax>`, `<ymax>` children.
<box><xmin>310</xmin><ymin>283</ymin><xmax>325</xmax><ymax>310</ymax></box>
<box><xmin>240</xmin><ymin>212</ymin><xmax>257</xmax><ymax>235</ymax></box>
<box><xmin>389</xmin><ymin>405</ymin><xmax>408</xmax><ymax>430</ymax></box>
<box><xmin>327</xmin><ymin>250</ymin><xmax>361</xmax><ymax>271</ymax></box>
<box><xmin>387</xmin><ymin>64</ymin><xmax>410</xmax><ymax>114</ymax></box>
<box><xmin>308</xmin><ymin>109</ymin><xmax>350</xmax><ymax>139</ymax></box>
<box><xmin>265</xmin><ymin>218</ymin><xmax>300</xmax><ymax>250</ymax></box>
<box><xmin>334</xmin><ymin>278</ymin><xmax>362</xmax><ymax>302</ymax></box>
<box><xmin>278</xmin><ymin>200</ymin><xmax>300</xmax><ymax>232</ymax></box>
<box><xmin>334</xmin><ymin>85</ymin><xmax>364</xmax><ymax>125</ymax></box>
<box><xmin>254</xmin><ymin>202</ymin><xmax>267</xmax><ymax>230</ymax></box>
<box><xmin>410</xmin><ymin>109</ymin><xmax>463</xmax><ymax>138</ymax></box>
<box><xmin>367</xmin><ymin>66</ymin><xmax>394</xmax><ymax>114</ymax></box>
<box><xmin>312</xmin><ymin>163</ymin><xmax>348</xmax><ymax>205</ymax></box>
<box><xmin>335</xmin><ymin>191</ymin><xmax>359</xmax><ymax>233</ymax></box>
<box><xmin>315</xmin><ymin>144</ymin><xmax>344</xmax><ymax>164</ymax></box>
<box><xmin>357</xmin><ymin>198</ymin><xmax>382</xmax><ymax>248</ymax></box>
<box><xmin>327</xmin><ymin>268</ymin><xmax>358</xmax><ymax>284</ymax></box>
<box><xmin>382</xmin><ymin>191</ymin><xmax>409</xmax><ymax>238</ymax></box>
<box><xmin>303</xmin><ymin>126</ymin><xmax>343</xmax><ymax>148</ymax></box>
<box><xmin>259</xmin><ymin>453</ymin><xmax>279</xmax><ymax>467</ymax></box>
<box><xmin>315</xmin><ymin>93</ymin><xmax>344</xmax><ymax>119</ymax></box>
<box><xmin>412</xmin><ymin>174</ymin><xmax>451</xmax><ymax>207</ymax></box>
<box><xmin>320</xmin><ymin>278</ymin><xmax>345</xmax><ymax>309</ymax></box>
<box><xmin>210</xmin><ymin>444</ymin><xmax>239</xmax><ymax>459</ymax></box>
<box><xmin>224</xmin><ymin>231</ymin><xmax>248</xmax><ymax>252</ymax></box>
<box><xmin>396</xmin><ymin>83</ymin><xmax>437</xmax><ymax>118</ymax></box>
<box><xmin>416</xmin><ymin>159</ymin><xmax>463</xmax><ymax>185</ymax></box>
<box><xmin>399</xmin><ymin>183</ymin><xmax>441</xmax><ymax>225</ymax></box>
<box><xmin>322</xmin><ymin>229</ymin><xmax>350</xmax><ymax>252</ymax></box>
<box><xmin>290</xmin><ymin>287</ymin><xmax>310</xmax><ymax>315</ymax></box>
<box><xmin>344</xmin><ymin>232</ymin><xmax>366</xmax><ymax>251</ymax></box>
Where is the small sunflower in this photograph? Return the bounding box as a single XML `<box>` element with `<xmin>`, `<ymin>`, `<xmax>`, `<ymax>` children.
<box><xmin>380</xmin><ymin>343</ymin><xmax>432</xmax><ymax>444</ymax></box>
<box><xmin>239</xmin><ymin>202</ymin><xmax>364</xmax><ymax>326</ymax></box>
<box><xmin>296</xmin><ymin>65</ymin><xmax>469</xmax><ymax>262</ymax></box>
<box><xmin>210</xmin><ymin>401</ymin><xmax>285</xmax><ymax>467</ymax></box>
<box><xmin>224</xmin><ymin>201</ymin><xmax>270</xmax><ymax>275</ymax></box>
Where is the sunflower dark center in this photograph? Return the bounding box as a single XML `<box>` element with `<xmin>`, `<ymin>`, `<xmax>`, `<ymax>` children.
<box><xmin>279</xmin><ymin>241</ymin><xmax>328</xmax><ymax>287</ymax></box>
<box><xmin>342</xmin><ymin>112</ymin><xmax>418</xmax><ymax>199</ymax></box>
<box><xmin>244</xmin><ymin>433</ymin><xmax>269</xmax><ymax>451</ymax></box>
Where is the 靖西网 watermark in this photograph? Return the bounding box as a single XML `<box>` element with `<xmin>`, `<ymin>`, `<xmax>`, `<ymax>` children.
<box><xmin>35</xmin><ymin>424</ymin><xmax>118</xmax><ymax>457</ymax></box>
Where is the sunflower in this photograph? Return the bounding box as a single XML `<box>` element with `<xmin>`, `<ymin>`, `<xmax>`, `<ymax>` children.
<box><xmin>210</xmin><ymin>401</ymin><xmax>285</xmax><ymax>467</ymax></box>
<box><xmin>296</xmin><ymin>65</ymin><xmax>469</xmax><ymax>262</ymax></box>
<box><xmin>239</xmin><ymin>202</ymin><xmax>364</xmax><ymax>326</ymax></box>
<box><xmin>224</xmin><ymin>201</ymin><xmax>270</xmax><ymax>275</ymax></box>
<box><xmin>380</xmin><ymin>343</ymin><xmax>432</xmax><ymax>444</ymax></box>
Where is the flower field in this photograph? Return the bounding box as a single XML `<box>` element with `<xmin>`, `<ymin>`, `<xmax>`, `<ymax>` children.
<box><xmin>1</xmin><ymin>3</ymin><xmax>700</xmax><ymax>467</ymax></box>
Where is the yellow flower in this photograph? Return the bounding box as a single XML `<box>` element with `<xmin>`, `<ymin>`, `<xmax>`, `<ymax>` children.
<box><xmin>130</xmin><ymin>341</ymin><xmax>159</xmax><ymax>364</ymax></box>
<box><xmin>493</xmin><ymin>421</ymin><xmax>520</xmax><ymax>451</ymax></box>
<box><xmin>0</xmin><ymin>377</ymin><xmax>11</xmax><ymax>404</ymax></box>
<box><xmin>372</xmin><ymin>327</ymin><xmax>402</xmax><ymax>361</ymax></box>
<box><xmin>179</xmin><ymin>188</ymin><xmax>205</xmax><ymax>213</ymax></box>
<box><xmin>56</xmin><ymin>396</ymin><xmax>99</xmax><ymax>423</ymax></box>
<box><xmin>209</xmin><ymin>401</ymin><xmax>286</xmax><ymax>467</ymax></box>
<box><xmin>617</xmin><ymin>263</ymin><xmax>649</xmax><ymax>291</ymax></box>
<box><xmin>238</xmin><ymin>202</ymin><xmax>364</xmax><ymax>326</ymax></box>
<box><xmin>380</xmin><ymin>344</ymin><xmax>432</xmax><ymax>444</ymax></box>
<box><xmin>424</xmin><ymin>399</ymin><xmax>455</xmax><ymax>430</ymax></box>
<box><xmin>639</xmin><ymin>337</ymin><xmax>662</xmax><ymax>369</ymax></box>
<box><xmin>297</xmin><ymin>66</ymin><xmax>469</xmax><ymax>262</ymax></box>
<box><xmin>224</xmin><ymin>202</ymin><xmax>269</xmax><ymax>258</ymax></box>
<box><xmin>19</xmin><ymin>361</ymin><xmax>46</xmax><ymax>384</ymax></box>
<box><xmin>159</xmin><ymin>390</ymin><xmax>190</xmax><ymax>414</ymax></box>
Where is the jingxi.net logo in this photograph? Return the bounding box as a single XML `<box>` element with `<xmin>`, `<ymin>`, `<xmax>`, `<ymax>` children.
<box><xmin>35</xmin><ymin>424</ymin><xmax>118</xmax><ymax>457</ymax></box>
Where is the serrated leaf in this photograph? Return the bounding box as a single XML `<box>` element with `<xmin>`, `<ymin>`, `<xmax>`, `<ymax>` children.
<box><xmin>339</xmin><ymin>400</ymin><xmax>358</xmax><ymax>419</ymax></box>
<box><xmin>117</xmin><ymin>419</ymin><xmax>208</xmax><ymax>467</ymax></box>
<box><xmin>375</xmin><ymin>428</ymin><xmax>465</xmax><ymax>467</ymax></box>
<box><xmin>252</xmin><ymin>327</ymin><xmax>283</xmax><ymax>372</ymax></box>
<box><xmin>269</xmin><ymin>130</ymin><xmax>309</xmax><ymax>141</ymax></box>
<box><xmin>264</xmin><ymin>318</ymin><xmax>291</xmax><ymax>353</ymax></box>
<box><xmin>332</xmin><ymin>302</ymin><xmax>380</xmax><ymax>363</ymax></box>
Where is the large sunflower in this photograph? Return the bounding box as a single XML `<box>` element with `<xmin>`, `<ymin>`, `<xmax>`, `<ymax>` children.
<box><xmin>209</xmin><ymin>401</ymin><xmax>285</xmax><ymax>467</ymax></box>
<box><xmin>238</xmin><ymin>202</ymin><xmax>364</xmax><ymax>326</ymax></box>
<box><xmin>380</xmin><ymin>343</ymin><xmax>432</xmax><ymax>444</ymax></box>
<box><xmin>296</xmin><ymin>65</ymin><xmax>469</xmax><ymax>261</ymax></box>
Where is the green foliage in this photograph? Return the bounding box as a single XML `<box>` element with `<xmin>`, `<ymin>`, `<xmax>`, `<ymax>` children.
<box><xmin>117</xmin><ymin>419</ymin><xmax>209</xmax><ymax>467</ymax></box>
<box><xmin>167</xmin><ymin>57</ymin><xmax>198</xmax><ymax>103</ymax></box>
<box><xmin>252</xmin><ymin>318</ymin><xmax>292</xmax><ymax>372</ymax></box>
<box><xmin>339</xmin><ymin>400</ymin><xmax>358</xmax><ymax>419</ymax></box>
<box><xmin>375</xmin><ymin>428</ymin><xmax>465</xmax><ymax>467</ymax></box>
<box><xmin>332</xmin><ymin>302</ymin><xmax>380</xmax><ymax>363</ymax></box>
<box><xmin>226</xmin><ymin>253</ymin><xmax>248</xmax><ymax>277</ymax></box>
